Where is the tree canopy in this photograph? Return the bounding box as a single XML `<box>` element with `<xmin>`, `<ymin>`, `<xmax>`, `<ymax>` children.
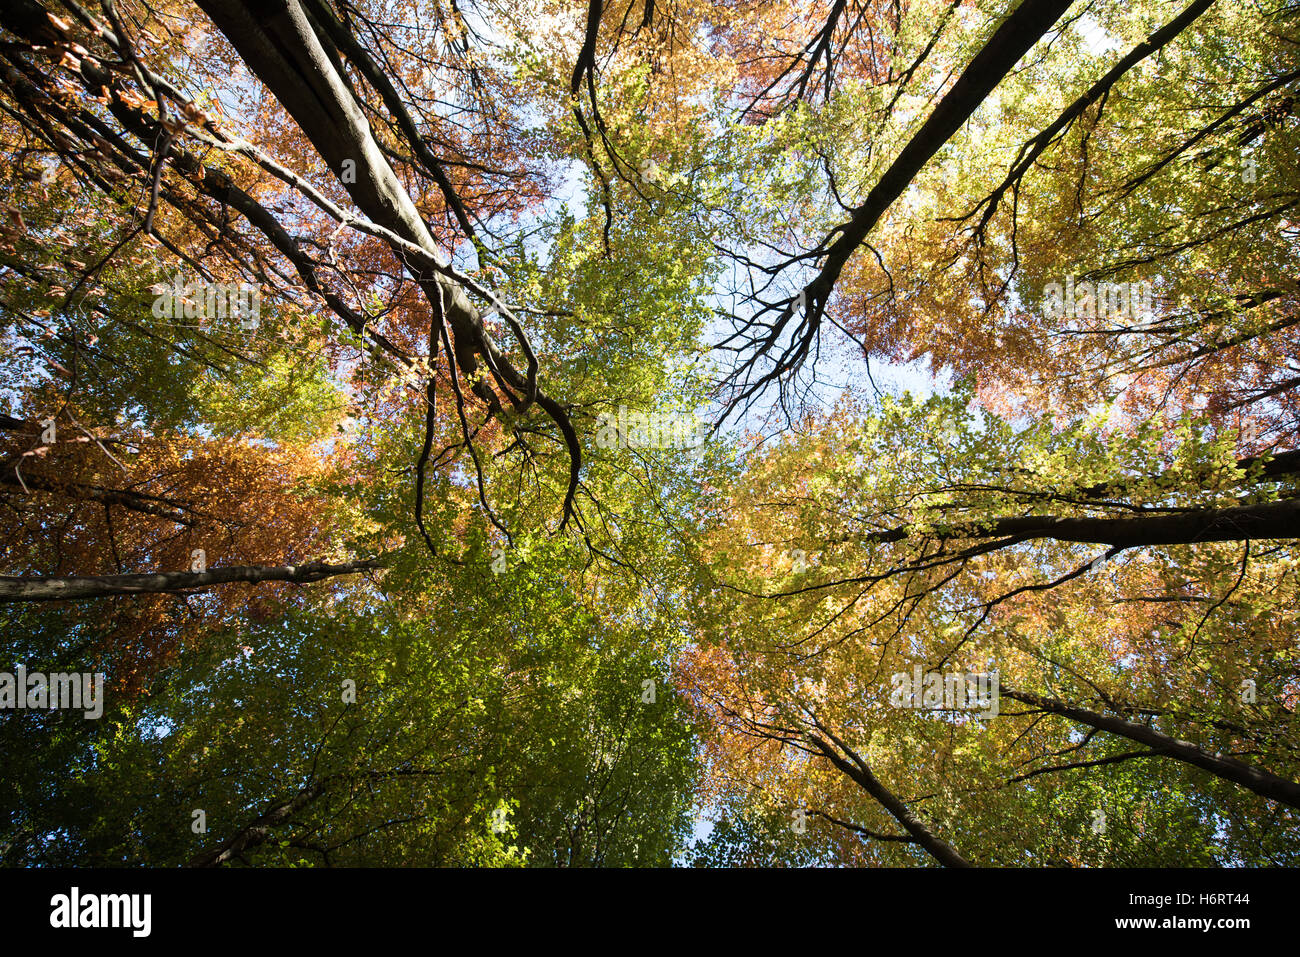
<box><xmin>0</xmin><ymin>0</ymin><xmax>1296</xmax><ymax>867</ymax></box>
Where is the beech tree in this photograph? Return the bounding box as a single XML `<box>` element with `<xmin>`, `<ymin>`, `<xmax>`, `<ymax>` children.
<box><xmin>1</xmin><ymin>0</ymin><xmax>1296</xmax><ymax>867</ymax></box>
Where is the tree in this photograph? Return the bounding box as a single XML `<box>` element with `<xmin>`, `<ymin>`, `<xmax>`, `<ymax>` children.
<box><xmin>682</xmin><ymin>391</ymin><xmax>1299</xmax><ymax>865</ymax></box>
<box><xmin>1</xmin><ymin>0</ymin><xmax>1297</xmax><ymax>868</ymax></box>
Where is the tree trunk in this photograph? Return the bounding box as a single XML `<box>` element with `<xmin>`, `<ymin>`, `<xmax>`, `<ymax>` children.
<box><xmin>0</xmin><ymin>558</ymin><xmax>386</xmax><ymax>602</ymax></box>
<box><xmin>854</xmin><ymin>495</ymin><xmax>1300</xmax><ymax>549</ymax></box>
<box><xmin>811</xmin><ymin>0</ymin><xmax>1077</xmax><ymax>300</ymax></box>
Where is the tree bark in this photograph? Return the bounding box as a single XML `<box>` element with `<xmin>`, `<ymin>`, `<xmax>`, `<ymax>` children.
<box><xmin>0</xmin><ymin>558</ymin><xmax>386</xmax><ymax>602</ymax></box>
<box><xmin>192</xmin><ymin>0</ymin><xmax>580</xmax><ymax>517</ymax></box>
<box><xmin>0</xmin><ymin>471</ymin><xmax>197</xmax><ymax>525</ymax></box>
<box><xmin>1002</xmin><ymin>688</ymin><xmax>1300</xmax><ymax>810</ymax></box>
<box><xmin>850</xmin><ymin>495</ymin><xmax>1300</xmax><ymax>549</ymax></box>
<box><xmin>188</xmin><ymin>778</ymin><xmax>334</xmax><ymax>867</ymax></box>
<box><xmin>806</xmin><ymin>723</ymin><xmax>972</xmax><ymax>866</ymax></box>
<box><xmin>809</xmin><ymin>0</ymin><xmax>1077</xmax><ymax>302</ymax></box>
<box><xmin>965</xmin><ymin>0</ymin><xmax>1216</xmax><ymax>234</ymax></box>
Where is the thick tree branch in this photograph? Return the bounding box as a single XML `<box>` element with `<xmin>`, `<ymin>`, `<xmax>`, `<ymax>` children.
<box><xmin>1002</xmin><ymin>688</ymin><xmax>1300</xmax><ymax>810</ymax></box>
<box><xmin>0</xmin><ymin>557</ymin><xmax>388</xmax><ymax>602</ymax></box>
<box><xmin>805</xmin><ymin>720</ymin><xmax>971</xmax><ymax>866</ymax></box>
